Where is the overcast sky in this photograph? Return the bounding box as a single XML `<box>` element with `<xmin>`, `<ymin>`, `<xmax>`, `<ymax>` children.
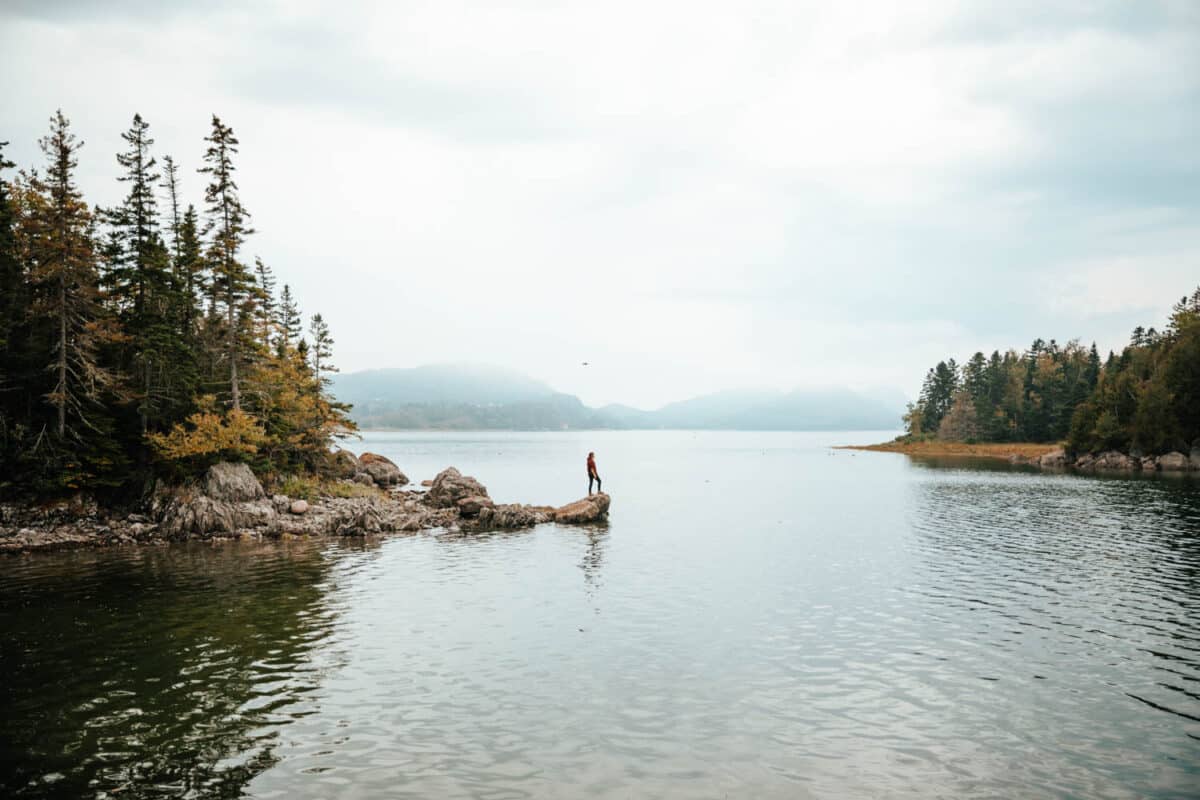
<box><xmin>2</xmin><ymin>1</ymin><xmax>1197</xmax><ymax>408</ymax></box>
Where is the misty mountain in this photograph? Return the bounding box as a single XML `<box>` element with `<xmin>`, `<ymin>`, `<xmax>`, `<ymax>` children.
<box><xmin>332</xmin><ymin>365</ymin><xmax>612</xmax><ymax>430</ymax></box>
<box><xmin>333</xmin><ymin>364</ymin><xmax>903</xmax><ymax>431</ymax></box>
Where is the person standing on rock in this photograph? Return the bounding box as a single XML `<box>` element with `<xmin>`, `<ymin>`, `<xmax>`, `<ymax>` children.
<box><xmin>587</xmin><ymin>451</ymin><xmax>602</xmax><ymax>495</ymax></box>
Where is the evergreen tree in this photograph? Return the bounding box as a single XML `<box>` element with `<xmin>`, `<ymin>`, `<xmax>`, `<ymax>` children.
<box><xmin>108</xmin><ymin>113</ymin><xmax>194</xmax><ymax>436</ymax></box>
<box><xmin>162</xmin><ymin>154</ymin><xmax>183</xmax><ymax>262</ymax></box>
<box><xmin>254</xmin><ymin>257</ymin><xmax>277</xmax><ymax>340</ymax></box>
<box><xmin>277</xmin><ymin>283</ymin><xmax>300</xmax><ymax>347</ymax></box>
<box><xmin>174</xmin><ymin>204</ymin><xmax>203</xmax><ymax>331</ymax></box>
<box><xmin>309</xmin><ymin>313</ymin><xmax>336</xmax><ymax>385</ymax></box>
<box><xmin>24</xmin><ymin>111</ymin><xmax>121</xmax><ymax>468</ymax></box>
<box><xmin>199</xmin><ymin>115</ymin><xmax>254</xmax><ymax>410</ymax></box>
<box><xmin>0</xmin><ymin>141</ymin><xmax>23</xmax><ymax>378</ymax></box>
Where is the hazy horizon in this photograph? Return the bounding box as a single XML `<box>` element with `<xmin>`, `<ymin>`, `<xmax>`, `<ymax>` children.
<box><xmin>2</xmin><ymin>1</ymin><xmax>1196</xmax><ymax>407</ymax></box>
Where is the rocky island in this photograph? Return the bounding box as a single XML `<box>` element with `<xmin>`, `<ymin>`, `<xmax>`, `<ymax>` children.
<box><xmin>0</xmin><ymin>452</ymin><xmax>611</xmax><ymax>554</ymax></box>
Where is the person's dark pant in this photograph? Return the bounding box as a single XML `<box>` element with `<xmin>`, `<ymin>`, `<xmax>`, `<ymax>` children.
<box><xmin>589</xmin><ymin>473</ymin><xmax>601</xmax><ymax>494</ymax></box>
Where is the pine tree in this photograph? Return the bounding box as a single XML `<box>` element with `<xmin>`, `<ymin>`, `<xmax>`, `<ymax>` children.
<box><xmin>199</xmin><ymin>115</ymin><xmax>254</xmax><ymax>410</ymax></box>
<box><xmin>0</xmin><ymin>141</ymin><xmax>22</xmax><ymax>369</ymax></box>
<box><xmin>108</xmin><ymin>113</ymin><xmax>191</xmax><ymax>435</ymax></box>
<box><xmin>277</xmin><ymin>283</ymin><xmax>300</xmax><ymax>348</ymax></box>
<box><xmin>254</xmin><ymin>257</ymin><xmax>277</xmax><ymax>341</ymax></box>
<box><xmin>174</xmin><ymin>204</ymin><xmax>203</xmax><ymax>330</ymax></box>
<box><xmin>162</xmin><ymin>154</ymin><xmax>183</xmax><ymax>262</ymax></box>
<box><xmin>29</xmin><ymin>111</ymin><xmax>117</xmax><ymax>441</ymax></box>
<box><xmin>309</xmin><ymin>313</ymin><xmax>336</xmax><ymax>385</ymax></box>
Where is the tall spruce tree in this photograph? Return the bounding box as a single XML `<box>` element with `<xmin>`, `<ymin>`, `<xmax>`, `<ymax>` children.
<box><xmin>199</xmin><ymin>116</ymin><xmax>254</xmax><ymax>410</ymax></box>
<box><xmin>174</xmin><ymin>204</ymin><xmax>203</xmax><ymax>331</ymax></box>
<box><xmin>254</xmin><ymin>257</ymin><xmax>277</xmax><ymax>341</ymax></box>
<box><xmin>277</xmin><ymin>283</ymin><xmax>300</xmax><ymax>348</ymax></box>
<box><xmin>0</xmin><ymin>142</ymin><xmax>21</xmax><ymax>373</ymax></box>
<box><xmin>162</xmin><ymin>154</ymin><xmax>183</xmax><ymax>262</ymax></box>
<box><xmin>309</xmin><ymin>313</ymin><xmax>336</xmax><ymax>385</ymax></box>
<box><xmin>30</xmin><ymin>111</ymin><xmax>116</xmax><ymax>441</ymax></box>
<box><xmin>109</xmin><ymin>113</ymin><xmax>191</xmax><ymax>436</ymax></box>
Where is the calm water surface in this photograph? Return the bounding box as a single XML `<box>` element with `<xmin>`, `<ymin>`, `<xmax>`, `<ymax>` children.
<box><xmin>2</xmin><ymin>431</ymin><xmax>1199</xmax><ymax>798</ymax></box>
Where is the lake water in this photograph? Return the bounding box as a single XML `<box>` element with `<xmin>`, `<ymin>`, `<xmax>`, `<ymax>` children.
<box><xmin>2</xmin><ymin>430</ymin><xmax>1199</xmax><ymax>799</ymax></box>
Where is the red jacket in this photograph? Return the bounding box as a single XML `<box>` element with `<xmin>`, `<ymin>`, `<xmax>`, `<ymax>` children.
<box><xmin>587</xmin><ymin>455</ymin><xmax>597</xmax><ymax>476</ymax></box>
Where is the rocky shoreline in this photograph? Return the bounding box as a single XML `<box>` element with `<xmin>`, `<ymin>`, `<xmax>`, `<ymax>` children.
<box><xmin>0</xmin><ymin>453</ymin><xmax>610</xmax><ymax>555</ymax></box>
<box><xmin>846</xmin><ymin>439</ymin><xmax>1200</xmax><ymax>475</ymax></box>
<box><xmin>1010</xmin><ymin>446</ymin><xmax>1200</xmax><ymax>473</ymax></box>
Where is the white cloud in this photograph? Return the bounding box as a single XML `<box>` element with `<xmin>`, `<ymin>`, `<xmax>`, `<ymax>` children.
<box><xmin>1</xmin><ymin>0</ymin><xmax>1196</xmax><ymax>407</ymax></box>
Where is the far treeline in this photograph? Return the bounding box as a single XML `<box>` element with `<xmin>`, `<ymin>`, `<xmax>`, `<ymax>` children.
<box><xmin>905</xmin><ymin>289</ymin><xmax>1200</xmax><ymax>455</ymax></box>
<box><xmin>0</xmin><ymin>111</ymin><xmax>354</xmax><ymax>499</ymax></box>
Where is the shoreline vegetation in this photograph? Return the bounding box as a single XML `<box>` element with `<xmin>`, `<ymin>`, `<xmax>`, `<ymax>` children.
<box><xmin>1</xmin><ymin>111</ymin><xmax>358</xmax><ymax>505</ymax></box>
<box><xmin>881</xmin><ymin>285</ymin><xmax>1200</xmax><ymax>473</ymax></box>
<box><xmin>839</xmin><ymin>441</ymin><xmax>1059</xmax><ymax>460</ymax></box>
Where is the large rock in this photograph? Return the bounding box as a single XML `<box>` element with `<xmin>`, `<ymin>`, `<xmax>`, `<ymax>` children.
<box><xmin>456</xmin><ymin>495</ymin><xmax>495</xmax><ymax>517</ymax></box>
<box><xmin>331</xmin><ymin>449</ymin><xmax>360</xmax><ymax>479</ymax></box>
<box><xmin>154</xmin><ymin>492</ymin><xmax>276</xmax><ymax>537</ymax></box>
<box><xmin>1039</xmin><ymin>448</ymin><xmax>1067</xmax><ymax>468</ymax></box>
<box><xmin>476</xmin><ymin>504</ymin><xmax>554</xmax><ymax>529</ymax></box>
<box><xmin>204</xmin><ymin>462</ymin><xmax>265</xmax><ymax>501</ymax></box>
<box><xmin>553</xmin><ymin>493</ymin><xmax>610</xmax><ymax>524</ymax></box>
<box><xmin>1159</xmin><ymin>451</ymin><xmax>1190</xmax><ymax>471</ymax></box>
<box><xmin>358</xmin><ymin>453</ymin><xmax>408</xmax><ymax>487</ymax></box>
<box><xmin>426</xmin><ymin>467</ymin><xmax>489</xmax><ymax>508</ymax></box>
<box><xmin>1093</xmin><ymin>451</ymin><xmax>1138</xmax><ymax>471</ymax></box>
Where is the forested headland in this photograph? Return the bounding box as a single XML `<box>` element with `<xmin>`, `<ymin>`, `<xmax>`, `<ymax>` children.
<box><xmin>903</xmin><ymin>290</ymin><xmax>1200</xmax><ymax>456</ymax></box>
<box><xmin>0</xmin><ymin>111</ymin><xmax>353</xmax><ymax>499</ymax></box>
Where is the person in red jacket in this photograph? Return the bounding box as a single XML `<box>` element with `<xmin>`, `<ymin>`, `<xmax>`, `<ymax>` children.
<box><xmin>587</xmin><ymin>451</ymin><xmax>602</xmax><ymax>495</ymax></box>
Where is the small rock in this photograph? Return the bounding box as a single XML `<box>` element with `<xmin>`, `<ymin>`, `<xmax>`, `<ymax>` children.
<box><xmin>358</xmin><ymin>453</ymin><xmax>408</xmax><ymax>487</ymax></box>
<box><xmin>1159</xmin><ymin>451</ymin><xmax>1190</xmax><ymax>471</ymax></box>
<box><xmin>290</xmin><ymin>499</ymin><xmax>310</xmax><ymax>515</ymax></box>
<box><xmin>421</xmin><ymin>479</ymin><xmax>434</xmax><ymax>487</ymax></box>
<box><xmin>353</xmin><ymin>472</ymin><xmax>375</xmax><ymax>486</ymax></box>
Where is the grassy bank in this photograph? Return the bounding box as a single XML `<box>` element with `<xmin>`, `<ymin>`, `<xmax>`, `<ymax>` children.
<box><xmin>839</xmin><ymin>440</ymin><xmax>1060</xmax><ymax>460</ymax></box>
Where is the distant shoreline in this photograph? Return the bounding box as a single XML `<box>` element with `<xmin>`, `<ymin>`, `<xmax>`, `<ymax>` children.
<box><xmin>837</xmin><ymin>440</ymin><xmax>1059</xmax><ymax>460</ymax></box>
<box><xmin>355</xmin><ymin>427</ymin><xmax>904</xmax><ymax>434</ymax></box>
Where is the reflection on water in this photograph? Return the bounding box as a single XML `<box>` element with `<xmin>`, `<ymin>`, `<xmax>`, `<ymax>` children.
<box><xmin>0</xmin><ymin>541</ymin><xmax>359</xmax><ymax>798</ymax></box>
<box><xmin>1</xmin><ymin>431</ymin><xmax>1198</xmax><ymax>798</ymax></box>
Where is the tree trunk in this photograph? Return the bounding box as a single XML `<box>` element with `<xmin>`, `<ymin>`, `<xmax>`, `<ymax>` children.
<box><xmin>228</xmin><ymin>289</ymin><xmax>239</xmax><ymax>411</ymax></box>
<box><xmin>57</xmin><ymin>274</ymin><xmax>66</xmax><ymax>438</ymax></box>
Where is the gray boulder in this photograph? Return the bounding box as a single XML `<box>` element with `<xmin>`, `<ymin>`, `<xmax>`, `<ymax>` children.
<box><xmin>1039</xmin><ymin>448</ymin><xmax>1067</xmax><ymax>468</ymax></box>
<box><xmin>553</xmin><ymin>493</ymin><xmax>611</xmax><ymax>524</ymax></box>
<box><xmin>290</xmin><ymin>499</ymin><xmax>310</xmax><ymax>515</ymax></box>
<box><xmin>331</xmin><ymin>449</ymin><xmax>360</xmax><ymax>478</ymax></box>
<box><xmin>1094</xmin><ymin>451</ymin><xmax>1137</xmax><ymax>470</ymax></box>
<box><xmin>426</xmin><ymin>467</ymin><xmax>489</xmax><ymax>509</ymax></box>
<box><xmin>358</xmin><ymin>453</ymin><xmax>408</xmax><ymax>487</ymax></box>
<box><xmin>456</xmin><ymin>495</ymin><xmax>495</xmax><ymax>517</ymax></box>
<box><xmin>352</xmin><ymin>472</ymin><xmax>375</xmax><ymax>486</ymax></box>
<box><xmin>204</xmin><ymin>462</ymin><xmax>265</xmax><ymax>501</ymax></box>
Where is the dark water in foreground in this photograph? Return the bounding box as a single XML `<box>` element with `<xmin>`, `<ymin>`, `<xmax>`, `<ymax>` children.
<box><xmin>2</xmin><ymin>431</ymin><xmax>1199</xmax><ymax>799</ymax></box>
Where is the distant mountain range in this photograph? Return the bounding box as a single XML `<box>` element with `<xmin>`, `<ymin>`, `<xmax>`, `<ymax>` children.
<box><xmin>332</xmin><ymin>364</ymin><xmax>904</xmax><ymax>431</ymax></box>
